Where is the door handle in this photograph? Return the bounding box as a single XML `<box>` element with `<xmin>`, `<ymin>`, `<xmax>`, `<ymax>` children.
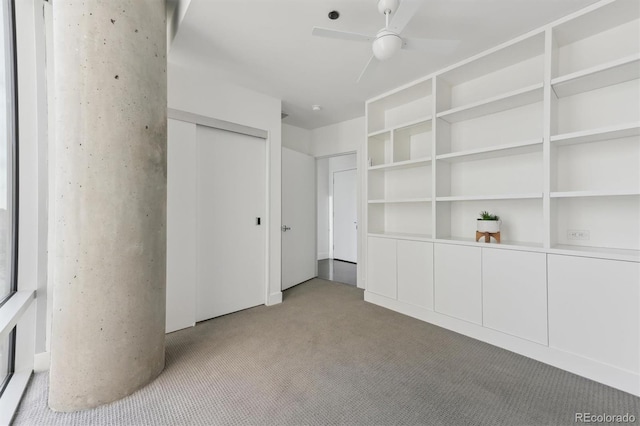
<box><xmin>281</xmin><ymin>225</ymin><xmax>291</xmax><ymax>232</ymax></box>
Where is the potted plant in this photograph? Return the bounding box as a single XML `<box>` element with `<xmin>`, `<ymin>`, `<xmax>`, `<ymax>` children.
<box><xmin>477</xmin><ymin>211</ymin><xmax>501</xmax><ymax>233</ymax></box>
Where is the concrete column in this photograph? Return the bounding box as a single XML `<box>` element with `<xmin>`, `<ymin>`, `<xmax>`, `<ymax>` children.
<box><xmin>49</xmin><ymin>1</ymin><xmax>167</xmax><ymax>411</ymax></box>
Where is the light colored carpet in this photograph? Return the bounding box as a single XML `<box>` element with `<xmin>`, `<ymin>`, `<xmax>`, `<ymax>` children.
<box><xmin>14</xmin><ymin>279</ymin><xmax>640</xmax><ymax>425</ymax></box>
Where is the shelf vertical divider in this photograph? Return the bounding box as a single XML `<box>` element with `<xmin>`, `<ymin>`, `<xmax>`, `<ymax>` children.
<box><xmin>358</xmin><ymin>117</ymin><xmax>367</xmax><ymax>289</ymax></box>
<box><xmin>363</xmin><ymin>102</ymin><xmax>370</xmax><ymax>289</ymax></box>
<box><xmin>542</xmin><ymin>28</ymin><xmax>554</xmax><ymax>250</ymax></box>
<box><xmin>431</xmin><ymin>78</ymin><xmax>438</xmax><ymax>240</ymax></box>
<box><xmin>434</xmin><ymin>77</ymin><xmax>452</xmax><ymax>239</ymax></box>
<box><xmin>389</xmin><ymin>125</ymin><xmax>395</xmax><ymax>164</ymax></box>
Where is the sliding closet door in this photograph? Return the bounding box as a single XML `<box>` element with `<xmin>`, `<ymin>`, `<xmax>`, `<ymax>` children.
<box><xmin>196</xmin><ymin>126</ymin><xmax>266</xmax><ymax>321</ymax></box>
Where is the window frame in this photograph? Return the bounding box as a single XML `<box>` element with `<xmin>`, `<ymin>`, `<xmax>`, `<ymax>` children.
<box><xmin>0</xmin><ymin>1</ymin><xmax>30</xmax><ymax>422</ymax></box>
<box><xmin>0</xmin><ymin>0</ymin><xmax>18</xmax><ymax>393</ymax></box>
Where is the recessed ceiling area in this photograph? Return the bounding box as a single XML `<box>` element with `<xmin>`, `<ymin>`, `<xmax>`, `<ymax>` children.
<box><xmin>170</xmin><ymin>0</ymin><xmax>600</xmax><ymax>130</ymax></box>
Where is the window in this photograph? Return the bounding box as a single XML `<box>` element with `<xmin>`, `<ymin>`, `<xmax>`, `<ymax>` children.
<box><xmin>0</xmin><ymin>0</ymin><xmax>17</xmax><ymax>394</ymax></box>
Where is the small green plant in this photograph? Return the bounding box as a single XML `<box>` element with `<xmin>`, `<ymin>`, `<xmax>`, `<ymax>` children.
<box><xmin>478</xmin><ymin>211</ymin><xmax>500</xmax><ymax>221</ymax></box>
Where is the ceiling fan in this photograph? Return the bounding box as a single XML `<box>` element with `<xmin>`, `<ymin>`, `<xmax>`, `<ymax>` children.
<box><xmin>312</xmin><ymin>0</ymin><xmax>459</xmax><ymax>83</ymax></box>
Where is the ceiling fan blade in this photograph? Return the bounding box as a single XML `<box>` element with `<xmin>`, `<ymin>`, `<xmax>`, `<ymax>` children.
<box><xmin>312</xmin><ymin>27</ymin><xmax>374</xmax><ymax>43</ymax></box>
<box><xmin>357</xmin><ymin>55</ymin><xmax>378</xmax><ymax>84</ymax></box>
<box><xmin>402</xmin><ymin>37</ymin><xmax>460</xmax><ymax>55</ymax></box>
<box><xmin>389</xmin><ymin>0</ymin><xmax>425</xmax><ymax>34</ymax></box>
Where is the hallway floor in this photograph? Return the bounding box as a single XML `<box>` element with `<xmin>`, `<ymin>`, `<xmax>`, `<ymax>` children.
<box><xmin>317</xmin><ymin>259</ymin><xmax>356</xmax><ymax>286</ymax></box>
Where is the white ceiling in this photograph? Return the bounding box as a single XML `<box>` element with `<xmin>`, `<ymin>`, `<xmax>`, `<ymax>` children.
<box><xmin>170</xmin><ymin>0</ymin><xmax>600</xmax><ymax>130</ymax></box>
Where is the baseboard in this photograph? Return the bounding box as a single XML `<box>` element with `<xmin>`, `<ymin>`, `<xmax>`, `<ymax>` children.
<box><xmin>267</xmin><ymin>292</ymin><xmax>282</xmax><ymax>306</ymax></box>
<box><xmin>34</xmin><ymin>351</ymin><xmax>50</xmax><ymax>372</ymax></box>
<box><xmin>317</xmin><ymin>252</ymin><xmax>330</xmax><ymax>260</ymax></box>
<box><xmin>364</xmin><ymin>291</ymin><xmax>640</xmax><ymax>397</ymax></box>
<box><xmin>356</xmin><ymin>274</ymin><xmax>364</xmax><ymax>289</ymax></box>
<box><xmin>166</xmin><ymin>322</ymin><xmax>196</xmax><ymax>334</ymax></box>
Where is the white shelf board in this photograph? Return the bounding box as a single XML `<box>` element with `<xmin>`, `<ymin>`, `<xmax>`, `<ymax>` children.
<box><xmin>367</xmin><ymin>236</ymin><xmax>640</xmax><ymax>262</ymax></box>
<box><xmin>551</xmin><ymin>244</ymin><xmax>640</xmax><ymax>263</ymax></box>
<box><xmin>393</xmin><ymin>115</ymin><xmax>433</xmax><ymax>132</ymax></box>
<box><xmin>369</xmin><ymin>157</ymin><xmax>432</xmax><ymax>171</ymax></box>
<box><xmin>435</xmin><ymin>237</ymin><xmax>544</xmax><ymax>251</ymax></box>
<box><xmin>368</xmin><ymin>115</ymin><xmax>433</xmax><ymax>138</ymax></box>
<box><xmin>551</xmin><ymin>53</ymin><xmax>640</xmax><ymax>98</ymax></box>
<box><xmin>367</xmin><ymin>79</ymin><xmax>432</xmax><ymax>107</ymax></box>
<box><xmin>438</xmin><ymin>31</ymin><xmax>545</xmax><ymax>85</ymax></box>
<box><xmin>436</xmin><ymin>83</ymin><xmax>544</xmax><ymax>123</ymax></box>
<box><xmin>368</xmin><ymin>232</ymin><xmax>432</xmax><ymax>241</ymax></box>
<box><xmin>436</xmin><ymin>193</ymin><xmax>543</xmax><ymax>202</ymax></box>
<box><xmin>367</xmin><ymin>128</ymin><xmax>391</xmax><ymax>139</ymax></box>
<box><xmin>368</xmin><ymin>197</ymin><xmax>432</xmax><ymax>204</ymax></box>
<box><xmin>550</xmin><ymin>189</ymin><xmax>640</xmax><ymax>198</ymax></box>
<box><xmin>552</xmin><ymin>1</ymin><xmax>639</xmax><ymax>47</ymax></box>
<box><xmin>551</xmin><ymin>122</ymin><xmax>640</xmax><ymax>146</ymax></box>
<box><xmin>436</xmin><ymin>138</ymin><xmax>542</xmax><ymax>163</ymax></box>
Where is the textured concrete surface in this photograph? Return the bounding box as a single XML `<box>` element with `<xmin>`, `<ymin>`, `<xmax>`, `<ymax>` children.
<box><xmin>49</xmin><ymin>0</ymin><xmax>167</xmax><ymax>412</ymax></box>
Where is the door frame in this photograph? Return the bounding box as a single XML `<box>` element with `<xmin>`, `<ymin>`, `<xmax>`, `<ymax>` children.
<box><xmin>315</xmin><ymin>151</ymin><xmax>358</xmax><ymax>260</ymax></box>
<box><xmin>331</xmin><ymin>167</ymin><xmax>357</xmax><ymax>262</ymax></box>
<box><xmin>166</xmin><ymin>109</ymin><xmax>272</xmax><ymax>331</ymax></box>
<box><xmin>315</xmin><ymin>150</ymin><xmax>363</xmax><ymax>289</ymax></box>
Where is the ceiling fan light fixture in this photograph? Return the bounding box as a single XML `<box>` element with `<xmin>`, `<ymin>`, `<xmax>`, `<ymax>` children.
<box><xmin>372</xmin><ymin>32</ymin><xmax>402</xmax><ymax>61</ymax></box>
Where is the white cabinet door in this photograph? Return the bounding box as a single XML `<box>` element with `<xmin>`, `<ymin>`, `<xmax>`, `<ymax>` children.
<box><xmin>482</xmin><ymin>248</ymin><xmax>547</xmax><ymax>344</ymax></box>
<box><xmin>367</xmin><ymin>237</ymin><xmax>397</xmax><ymax>299</ymax></box>
<box><xmin>434</xmin><ymin>244</ymin><xmax>482</xmax><ymax>324</ymax></box>
<box><xmin>397</xmin><ymin>240</ymin><xmax>433</xmax><ymax>309</ymax></box>
<box><xmin>548</xmin><ymin>255</ymin><xmax>640</xmax><ymax>374</ymax></box>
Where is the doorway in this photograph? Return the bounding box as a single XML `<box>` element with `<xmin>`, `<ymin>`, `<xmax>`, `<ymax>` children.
<box><xmin>333</xmin><ymin>169</ymin><xmax>357</xmax><ymax>263</ymax></box>
<box><xmin>316</xmin><ymin>153</ymin><xmax>357</xmax><ymax>286</ymax></box>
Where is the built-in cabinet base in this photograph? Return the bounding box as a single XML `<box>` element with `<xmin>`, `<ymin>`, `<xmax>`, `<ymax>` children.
<box><xmin>365</xmin><ymin>236</ymin><xmax>640</xmax><ymax>397</ymax></box>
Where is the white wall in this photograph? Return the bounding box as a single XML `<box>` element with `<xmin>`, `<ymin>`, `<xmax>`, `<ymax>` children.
<box><xmin>166</xmin><ymin>119</ymin><xmax>197</xmax><ymax>333</ymax></box>
<box><xmin>282</xmin><ymin>123</ymin><xmax>312</xmax><ymax>156</ymax></box>
<box><xmin>311</xmin><ymin>116</ymin><xmax>365</xmax><ymax>158</ymax></box>
<box><xmin>310</xmin><ymin>116</ymin><xmax>365</xmax><ymax>288</ymax></box>
<box><xmin>167</xmin><ymin>61</ymin><xmax>283</xmax><ymax>332</ymax></box>
<box><xmin>316</xmin><ymin>155</ymin><xmax>357</xmax><ymax>260</ymax></box>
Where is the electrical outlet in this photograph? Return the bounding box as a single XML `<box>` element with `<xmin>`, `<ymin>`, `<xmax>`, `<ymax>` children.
<box><xmin>567</xmin><ymin>229</ymin><xmax>590</xmax><ymax>241</ymax></box>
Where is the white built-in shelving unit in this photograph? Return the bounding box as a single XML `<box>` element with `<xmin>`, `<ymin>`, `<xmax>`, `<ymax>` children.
<box><xmin>367</xmin><ymin>79</ymin><xmax>434</xmax><ymax>238</ymax></box>
<box><xmin>366</xmin><ymin>0</ymin><xmax>639</xmax><ymax>259</ymax></box>
<box><xmin>364</xmin><ymin>0</ymin><xmax>640</xmax><ymax>396</ymax></box>
<box><xmin>549</xmin><ymin>0</ymin><xmax>640</xmax><ymax>254</ymax></box>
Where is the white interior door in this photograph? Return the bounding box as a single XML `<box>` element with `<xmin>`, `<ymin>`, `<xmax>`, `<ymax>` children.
<box><xmin>333</xmin><ymin>169</ymin><xmax>357</xmax><ymax>263</ymax></box>
<box><xmin>281</xmin><ymin>147</ymin><xmax>316</xmax><ymax>290</ymax></box>
<box><xmin>196</xmin><ymin>126</ymin><xmax>266</xmax><ymax>322</ymax></box>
